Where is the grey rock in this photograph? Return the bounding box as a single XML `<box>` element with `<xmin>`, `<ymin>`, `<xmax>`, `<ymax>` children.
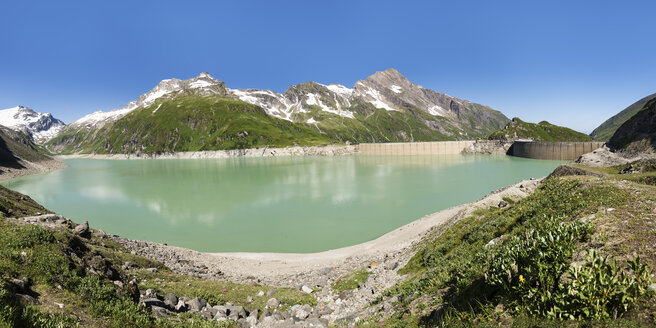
<box><xmin>498</xmin><ymin>200</ymin><xmax>509</xmax><ymax>208</ymax></box>
<box><xmin>164</xmin><ymin>293</ymin><xmax>178</xmax><ymax>308</ymax></box>
<box><xmin>74</xmin><ymin>221</ymin><xmax>90</xmax><ymax>238</ymax></box>
<box><xmin>188</xmin><ymin>297</ymin><xmax>206</xmax><ymax>312</ymax></box>
<box><xmin>384</xmin><ymin>261</ymin><xmax>398</xmax><ymax>270</ymax></box>
<box><xmin>301</xmin><ymin>285</ymin><xmax>313</xmax><ymax>294</ymax></box>
<box><xmin>266</xmin><ymin>297</ymin><xmax>280</xmax><ymax>309</ymax></box>
<box><xmin>14</xmin><ymin>293</ymin><xmax>38</xmax><ymax>305</ymax></box>
<box><xmin>256</xmin><ymin>290</ymin><xmax>265</xmax><ymax>297</ymax></box>
<box><xmin>227</xmin><ymin>305</ymin><xmax>246</xmax><ymax>320</ymax></box>
<box><xmin>10</xmin><ymin>277</ymin><xmax>29</xmax><ymax>293</ymax></box>
<box><xmin>151</xmin><ymin>305</ymin><xmax>168</xmax><ymax>318</ymax></box>
<box><xmin>175</xmin><ymin>299</ymin><xmax>188</xmax><ymax>312</ymax></box>
<box><xmin>141</xmin><ymin>298</ymin><xmax>165</xmax><ymax>309</ymax></box>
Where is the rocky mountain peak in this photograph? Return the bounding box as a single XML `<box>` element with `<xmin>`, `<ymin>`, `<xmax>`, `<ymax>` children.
<box><xmin>0</xmin><ymin>105</ymin><xmax>65</xmax><ymax>143</ymax></box>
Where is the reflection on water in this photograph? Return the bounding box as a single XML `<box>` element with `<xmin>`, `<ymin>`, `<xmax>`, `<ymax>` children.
<box><xmin>1</xmin><ymin>155</ymin><xmax>564</xmax><ymax>253</ymax></box>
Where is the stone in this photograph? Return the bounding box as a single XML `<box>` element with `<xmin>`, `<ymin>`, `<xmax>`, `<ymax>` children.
<box><xmin>14</xmin><ymin>294</ymin><xmax>38</xmax><ymax>305</ymax></box>
<box><xmin>227</xmin><ymin>305</ymin><xmax>246</xmax><ymax>320</ymax></box>
<box><xmin>290</xmin><ymin>304</ymin><xmax>312</xmax><ymax>320</ymax></box>
<box><xmin>121</xmin><ymin>261</ymin><xmax>136</xmax><ymax>270</ymax></box>
<box><xmin>244</xmin><ymin>315</ymin><xmax>257</xmax><ymax>327</ymax></box>
<box><xmin>498</xmin><ymin>200</ymin><xmax>509</xmax><ymax>208</ymax></box>
<box><xmin>301</xmin><ymin>285</ymin><xmax>313</xmax><ymax>294</ymax></box>
<box><xmin>74</xmin><ymin>221</ymin><xmax>90</xmax><ymax>238</ymax></box>
<box><xmin>141</xmin><ymin>298</ymin><xmax>165</xmax><ymax>309</ymax></box>
<box><xmin>266</xmin><ymin>289</ymin><xmax>277</xmax><ymax>296</ymax></box>
<box><xmin>266</xmin><ymin>297</ymin><xmax>280</xmax><ymax>309</ymax></box>
<box><xmin>175</xmin><ymin>299</ymin><xmax>188</xmax><ymax>312</ymax></box>
<box><xmin>144</xmin><ymin>289</ymin><xmax>156</xmax><ymax>298</ymax></box>
<box><xmin>246</xmin><ymin>296</ymin><xmax>253</xmax><ymax>303</ymax></box>
<box><xmin>188</xmin><ymin>297</ymin><xmax>206</xmax><ymax>312</ymax></box>
<box><xmin>164</xmin><ymin>293</ymin><xmax>178</xmax><ymax>309</ymax></box>
<box><xmin>384</xmin><ymin>261</ymin><xmax>398</xmax><ymax>270</ymax></box>
<box><xmin>256</xmin><ymin>290</ymin><xmax>265</xmax><ymax>297</ymax></box>
<box><xmin>145</xmin><ymin>267</ymin><xmax>158</xmax><ymax>273</ymax></box>
<box><xmin>113</xmin><ymin>280</ymin><xmax>124</xmax><ymax>288</ymax></box>
<box><xmin>151</xmin><ymin>305</ymin><xmax>168</xmax><ymax>318</ymax></box>
<box><xmin>10</xmin><ymin>277</ymin><xmax>29</xmax><ymax>293</ymax></box>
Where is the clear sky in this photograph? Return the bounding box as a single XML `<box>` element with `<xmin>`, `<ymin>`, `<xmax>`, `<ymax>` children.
<box><xmin>1</xmin><ymin>0</ymin><xmax>654</xmax><ymax>133</ymax></box>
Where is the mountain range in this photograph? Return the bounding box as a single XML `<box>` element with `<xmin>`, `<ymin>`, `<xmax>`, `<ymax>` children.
<box><xmin>0</xmin><ymin>106</ymin><xmax>65</xmax><ymax>143</ymax></box>
<box><xmin>42</xmin><ymin>69</ymin><xmax>510</xmax><ymax>154</ymax></box>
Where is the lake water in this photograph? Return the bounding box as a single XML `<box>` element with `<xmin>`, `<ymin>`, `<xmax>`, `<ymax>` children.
<box><xmin>2</xmin><ymin>155</ymin><xmax>564</xmax><ymax>253</ymax></box>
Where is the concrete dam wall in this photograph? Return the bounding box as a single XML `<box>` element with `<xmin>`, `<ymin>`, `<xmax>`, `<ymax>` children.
<box><xmin>510</xmin><ymin>141</ymin><xmax>605</xmax><ymax>160</ymax></box>
<box><xmin>358</xmin><ymin>141</ymin><xmax>475</xmax><ymax>155</ymax></box>
<box><xmin>356</xmin><ymin>140</ymin><xmax>605</xmax><ymax>160</ymax></box>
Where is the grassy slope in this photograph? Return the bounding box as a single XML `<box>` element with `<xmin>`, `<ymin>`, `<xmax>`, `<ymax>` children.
<box><xmin>361</xmin><ymin>164</ymin><xmax>656</xmax><ymax>327</ymax></box>
<box><xmin>488</xmin><ymin>117</ymin><xmax>593</xmax><ymax>142</ymax></box>
<box><xmin>607</xmin><ymin>98</ymin><xmax>656</xmax><ymax>152</ymax></box>
<box><xmin>46</xmin><ymin>96</ymin><xmax>337</xmax><ymax>154</ymax></box>
<box><xmin>0</xmin><ymin>185</ymin><xmax>313</xmax><ymax>328</ymax></box>
<box><xmin>0</xmin><ymin>127</ymin><xmax>53</xmax><ymax>164</ymax></box>
<box><xmin>47</xmin><ymin>91</ymin><xmax>509</xmax><ymax>155</ymax></box>
<box><xmin>592</xmin><ymin>93</ymin><xmax>656</xmax><ymax>141</ymax></box>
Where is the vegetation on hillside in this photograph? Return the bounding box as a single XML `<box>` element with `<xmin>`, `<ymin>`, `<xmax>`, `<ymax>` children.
<box><xmin>0</xmin><ymin>185</ymin><xmax>313</xmax><ymax>327</ymax></box>
<box><xmin>592</xmin><ymin>93</ymin><xmax>656</xmax><ymax>142</ymax></box>
<box><xmin>46</xmin><ymin>96</ymin><xmax>338</xmax><ymax>154</ymax></box>
<box><xmin>365</xmin><ymin>165</ymin><xmax>656</xmax><ymax>327</ymax></box>
<box><xmin>607</xmin><ymin>98</ymin><xmax>656</xmax><ymax>153</ymax></box>
<box><xmin>488</xmin><ymin>117</ymin><xmax>593</xmax><ymax>142</ymax></box>
<box><xmin>0</xmin><ymin>127</ymin><xmax>53</xmax><ymax>165</ymax></box>
<box><xmin>45</xmin><ymin>89</ymin><xmax>510</xmax><ymax>155</ymax></box>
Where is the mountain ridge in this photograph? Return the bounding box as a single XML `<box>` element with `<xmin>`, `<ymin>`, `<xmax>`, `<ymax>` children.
<box><xmin>591</xmin><ymin>93</ymin><xmax>656</xmax><ymax>141</ymax></box>
<box><xmin>46</xmin><ymin>69</ymin><xmax>510</xmax><ymax>154</ymax></box>
<box><xmin>0</xmin><ymin>106</ymin><xmax>65</xmax><ymax>143</ymax></box>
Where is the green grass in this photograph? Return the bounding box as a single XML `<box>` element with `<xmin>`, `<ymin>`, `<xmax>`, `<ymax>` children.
<box><xmin>591</xmin><ymin>93</ymin><xmax>656</xmax><ymax>141</ymax></box>
<box><xmin>488</xmin><ymin>117</ymin><xmax>593</xmax><ymax>142</ymax></box>
<box><xmin>46</xmin><ymin>92</ymin><xmax>510</xmax><ymax>154</ymax></box>
<box><xmin>331</xmin><ymin>268</ymin><xmax>372</xmax><ymax>293</ymax></box>
<box><xmin>135</xmin><ymin>270</ymin><xmax>316</xmax><ymax>312</ymax></box>
<box><xmin>0</xmin><ymin>186</ymin><xmax>314</xmax><ymax>327</ymax></box>
<box><xmin>382</xmin><ymin>177</ymin><xmax>645</xmax><ymax>327</ymax></box>
<box><xmin>47</xmin><ymin>95</ymin><xmax>338</xmax><ymax>154</ymax></box>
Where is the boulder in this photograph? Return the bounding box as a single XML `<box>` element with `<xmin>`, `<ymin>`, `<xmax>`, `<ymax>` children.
<box><xmin>141</xmin><ymin>298</ymin><xmax>165</xmax><ymax>309</ymax></box>
<box><xmin>74</xmin><ymin>221</ymin><xmax>90</xmax><ymax>238</ymax></box>
<box><xmin>175</xmin><ymin>299</ymin><xmax>188</xmax><ymax>312</ymax></box>
<box><xmin>151</xmin><ymin>305</ymin><xmax>168</xmax><ymax>318</ymax></box>
<box><xmin>188</xmin><ymin>297</ymin><xmax>206</xmax><ymax>312</ymax></box>
<box><xmin>164</xmin><ymin>293</ymin><xmax>178</xmax><ymax>309</ymax></box>
<box><xmin>266</xmin><ymin>297</ymin><xmax>280</xmax><ymax>309</ymax></box>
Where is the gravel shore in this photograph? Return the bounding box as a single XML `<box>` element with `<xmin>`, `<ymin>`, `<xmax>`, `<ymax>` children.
<box><xmin>55</xmin><ymin>145</ymin><xmax>358</xmax><ymax>160</ymax></box>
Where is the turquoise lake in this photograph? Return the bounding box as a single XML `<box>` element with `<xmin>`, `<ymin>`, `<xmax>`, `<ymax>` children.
<box><xmin>1</xmin><ymin>155</ymin><xmax>565</xmax><ymax>253</ymax></box>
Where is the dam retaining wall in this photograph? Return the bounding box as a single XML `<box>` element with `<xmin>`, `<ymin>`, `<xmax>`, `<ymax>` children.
<box><xmin>357</xmin><ymin>141</ymin><xmax>475</xmax><ymax>155</ymax></box>
<box><xmin>510</xmin><ymin>141</ymin><xmax>605</xmax><ymax>160</ymax></box>
<box><xmin>356</xmin><ymin>140</ymin><xmax>605</xmax><ymax>160</ymax></box>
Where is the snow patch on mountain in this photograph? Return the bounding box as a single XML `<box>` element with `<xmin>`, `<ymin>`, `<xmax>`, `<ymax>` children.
<box><xmin>70</xmin><ymin>72</ymin><xmax>229</xmax><ymax>128</ymax></box>
<box><xmin>0</xmin><ymin>106</ymin><xmax>65</xmax><ymax>142</ymax></box>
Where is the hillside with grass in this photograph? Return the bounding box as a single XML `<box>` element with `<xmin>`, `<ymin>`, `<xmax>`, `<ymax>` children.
<box><xmin>607</xmin><ymin>97</ymin><xmax>656</xmax><ymax>153</ymax></box>
<box><xmin>488</xmin><ymin>117</ymin><xmax>594</xmax><ymax>142</ymax></box>
<box><xmin>366</xmin><ymin>162</ymin><xmax>656</xmax><ymax>327</ymax></box>
<box><xmin>592</xmin><ymin>93</ymin><xmax>656</xmax><ymax>142</ymax></box>
<box><xmin>0</xmin><ymin>185</ymin><xmax>315</xmax><ymax>327</ymax></box>
<box><xmin>45</xmin><ymin>95</ymin><xmax>337</xmax><ymax>154</ymax></box>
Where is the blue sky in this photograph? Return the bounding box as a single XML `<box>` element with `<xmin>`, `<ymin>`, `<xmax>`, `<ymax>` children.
<box><xmin>1</xmin><ymin>1</ymin><xmax>654</xmax><ymax>133</ymax></box>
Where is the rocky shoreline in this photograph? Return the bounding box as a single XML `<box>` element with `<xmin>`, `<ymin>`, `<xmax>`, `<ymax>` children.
<box><xmin>8</xmin><ymin>175</ymin><xmax>543</xmax><ymax>327</ymax></box>
<box><xmin>0</xmin><ymin>158</ymin><xmax>67</xmax><ymax>181</ymax></box>
<box><xmin>55</xmin><ymin>145</ymin><xmax>358</xmax><ymax>160</ymax></box>
<box><xmin>106</xmin><ymin>177</ymin><xmax>543</xmax><ymax>325</ymax></box>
